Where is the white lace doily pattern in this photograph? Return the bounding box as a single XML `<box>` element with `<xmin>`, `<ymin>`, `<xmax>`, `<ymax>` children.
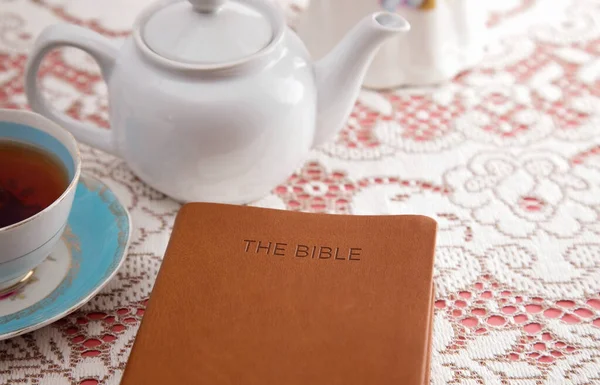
<box><xmin>1</xmin><ymin>1</ymin><xmax>600</xmax><ymax>384</ymax></box>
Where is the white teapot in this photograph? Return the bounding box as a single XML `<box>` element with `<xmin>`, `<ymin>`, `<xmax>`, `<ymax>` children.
<box><xmin>24</xmin><ymin>0</ymin><xmax>409</xmax><ymax>203</ymax></box>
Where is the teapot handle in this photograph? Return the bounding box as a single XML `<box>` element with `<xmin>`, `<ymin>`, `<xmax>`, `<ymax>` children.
<box><xmin>25</xmin><ymin>24</ymin><xmax>120</xmax><ymax>156</ymax></box>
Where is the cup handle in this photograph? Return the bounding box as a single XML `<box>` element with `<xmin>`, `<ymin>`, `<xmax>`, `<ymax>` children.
<box><xmin>25</xmin><ymin>24</ymin><xmax>120</xmax><ymax>156</ymax></box>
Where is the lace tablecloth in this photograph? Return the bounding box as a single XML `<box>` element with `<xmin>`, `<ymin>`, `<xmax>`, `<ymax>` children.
<box><xmin>1</xmin><ymin>0</ymin><xmax>600</xmax><ymax>384</ymax></box>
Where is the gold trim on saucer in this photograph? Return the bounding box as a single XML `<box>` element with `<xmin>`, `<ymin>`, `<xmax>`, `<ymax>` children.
<box><xmin>0</xmin><ymin>270</ymin><xmax>35</xmax><ymax>297</ymax></box>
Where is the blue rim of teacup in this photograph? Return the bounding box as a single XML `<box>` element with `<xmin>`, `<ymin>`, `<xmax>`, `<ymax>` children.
<box><xmin>0</xmin><ymin>109</ymin><xmax>82</xmax><ymax>233</ymax></box>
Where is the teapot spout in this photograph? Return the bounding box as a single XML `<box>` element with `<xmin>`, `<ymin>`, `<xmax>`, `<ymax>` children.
<box><xmin>312</xmin><ymin>12</ymin><xmax>409</xmax><ymax>147</ymax></box>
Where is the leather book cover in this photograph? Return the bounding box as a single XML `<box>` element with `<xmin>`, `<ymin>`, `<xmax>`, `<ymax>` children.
<box><xmin>120</xmin><ymin>203</ymin><xmax>437</xmax><ymax>385</ymax></box>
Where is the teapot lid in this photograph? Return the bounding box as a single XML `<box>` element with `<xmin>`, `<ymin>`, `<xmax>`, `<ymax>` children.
<box><xmin>142</xmin><ymin>0</ymin><xmax>276</xmax><ymax>65</ymax></box>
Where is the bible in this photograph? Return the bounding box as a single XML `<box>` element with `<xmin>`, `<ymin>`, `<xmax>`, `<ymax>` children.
<box><xmin>120</xmin><ymin>203</ymin><xmax>437</xmax><ymax>385</ymax></box>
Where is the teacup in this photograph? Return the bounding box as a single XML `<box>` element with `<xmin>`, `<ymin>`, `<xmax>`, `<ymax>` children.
<box><xmin>0</xmin><ymin>109</ymin><xmax>81</xmax><ymax>292</ymax></box>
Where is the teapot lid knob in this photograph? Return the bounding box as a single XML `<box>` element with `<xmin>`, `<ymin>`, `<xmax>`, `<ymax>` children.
<box><xmin>188</xmin><ymin>0</ymin><xmax>226</xmax><ymax>13</ymax></box>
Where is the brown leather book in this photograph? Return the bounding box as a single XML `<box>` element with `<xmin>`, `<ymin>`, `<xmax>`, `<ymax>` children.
<box><xmin>120</xmin><ymin>203</ymin><xmax>437</xmax><ymax>385</ymax></box>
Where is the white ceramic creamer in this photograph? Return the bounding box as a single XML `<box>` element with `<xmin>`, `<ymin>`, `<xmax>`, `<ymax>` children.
<box><xmin>296</xmin><ymin>0</ymin><xmax>488</xmax><ymax>89</ymax></box>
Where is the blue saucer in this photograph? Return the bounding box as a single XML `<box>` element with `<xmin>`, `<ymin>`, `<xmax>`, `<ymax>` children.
<box><xmin>0</xmin><ymin>175</ymin><xmax>131</xmax><ymax>340</ymax></box>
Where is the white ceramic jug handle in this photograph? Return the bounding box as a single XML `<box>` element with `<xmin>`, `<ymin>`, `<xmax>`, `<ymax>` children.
<box><xmin>25</xmin><ymin>24</ymin><xmax>119</xmax><ymax>156</ymax></box>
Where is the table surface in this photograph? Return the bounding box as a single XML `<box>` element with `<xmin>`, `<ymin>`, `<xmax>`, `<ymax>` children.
<box><xmin>1</xmin><ymin>0</ymin><xmax>600</xmax><ymax>384</ymax></box>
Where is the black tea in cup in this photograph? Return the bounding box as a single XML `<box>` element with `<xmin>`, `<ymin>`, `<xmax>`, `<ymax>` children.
<box><xmin>0</xmin><ymin>141</ymin><xmax>69</xmax><ymax>228</ymax></box>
